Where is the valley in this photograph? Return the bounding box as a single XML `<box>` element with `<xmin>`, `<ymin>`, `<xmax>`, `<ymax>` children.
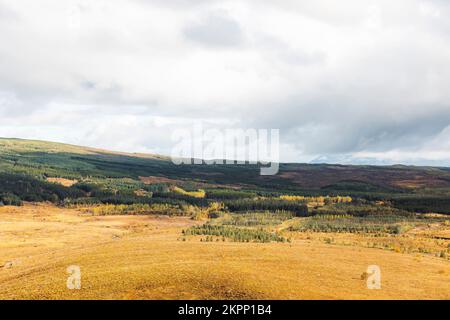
<box><xmin>0</xmin><ymin>138</ymin><xmax>449</xmax><ymax>300</ymax></box>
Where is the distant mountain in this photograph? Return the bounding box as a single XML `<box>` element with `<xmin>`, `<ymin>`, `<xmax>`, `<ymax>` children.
<box><xmin>310</xmin><ymin>155</ymin><xmax>393</xmax><ymax>166</ymax></box>
<box><xmin>310</xmin><ymin>154</ymin><xmax>450</xmax><ymax>167</ymax></box>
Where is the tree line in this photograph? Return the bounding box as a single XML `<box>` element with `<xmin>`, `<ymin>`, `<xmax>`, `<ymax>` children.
<box><xmin>224</xmin><ymin>199</ymin><xmax>308</xmax><ymax>216</ymax></box>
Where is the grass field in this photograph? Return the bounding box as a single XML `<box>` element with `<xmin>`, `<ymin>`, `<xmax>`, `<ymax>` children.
<box><xmin>0</xmin><ymin>138</ymin><xmax>449</xmax><ymax>300</ymax></box>
<box><xmin>0</xmin><ymin>204</ymin><xmax>448</xmax><ymax>300</ymax></box>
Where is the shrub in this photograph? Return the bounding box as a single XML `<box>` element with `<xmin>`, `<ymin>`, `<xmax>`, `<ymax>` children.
<box><xmin>289</xmin><ymin>215</ymin><xmax>417</xmax><ymax>234</ymax></box>
<box><xmin>206</xmin><ymin>189</ymin><xmax>256</xmax><ymax>200</ymax></box>
<box><xmin>224</xmin><ymin>199</ymin><xmax>308</xmax><ymax>216</ymax></box>
<box><xmin>0</xmin><ymin>192</ymin><xmax>23</xmax><ymax>206</ymax></box>
<box><xmin>184</xmin><ymin>224</ymin><xmax>286</xmax><ymax>243</ymax></box>
<box><xmin>220</xmin><ymin>211</ymin><xmax>294</xmax><ymax>227</ymax></box>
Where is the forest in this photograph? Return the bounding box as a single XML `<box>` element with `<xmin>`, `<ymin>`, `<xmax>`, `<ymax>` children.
<box><xmin>1</xmin><ymin>138</ymin><xmax>450</xmax><ymax>218</ymax></box>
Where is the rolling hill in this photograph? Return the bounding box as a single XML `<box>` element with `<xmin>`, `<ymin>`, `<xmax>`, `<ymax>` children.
<box><xmin>1</xmin><ymin>137</ymin><xmax>450</xmax><ymax>213</ymax></box>
<box><xmin>1</xmin><ymin>137</ymin><xmax>450</xmax><ymax>189</ymax></box>
<box><xmin>0</xmin><ymin>138</ymin><xmax>449</xmax><ymax>300</ymax></box>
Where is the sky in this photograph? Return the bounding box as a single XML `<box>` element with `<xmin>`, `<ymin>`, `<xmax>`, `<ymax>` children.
<box><xmin>1</xmin><ymin>0</ymin><xmax>450</xmax><ymax>165</ymax></box>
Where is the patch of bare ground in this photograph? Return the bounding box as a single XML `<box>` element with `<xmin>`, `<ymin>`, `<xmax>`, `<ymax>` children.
<box><xmin>46</xmin><ymin>178</ymin><xmax>78</xmax><ymax>187</ymax></box>
<box><xmin>138</xmin><ymin>176</ymin><xmax>182</xmax><ymax>185</ymax></box>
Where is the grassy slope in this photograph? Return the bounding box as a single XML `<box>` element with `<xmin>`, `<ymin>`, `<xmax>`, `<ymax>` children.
<box><xmin>1</xmin><ymin>137</ymin><xmax>450</xmax><ymax>196</ymax></box>
<box><xmin>1</xmin><ymin>140</ymin><xmax>449</xmax><ymax>299</ymax></box>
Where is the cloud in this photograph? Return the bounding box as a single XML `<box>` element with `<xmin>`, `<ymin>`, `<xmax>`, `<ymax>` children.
<box><xmin>183</xmin><ymin>10</ymin><xmax>243</xmax><ymax>47</ymax></box>
<box><xmin>0</xmin><ymin>0</ymin><xmax>450</xmax><ymax>165</ymax></box>
<box><xmin>0</xmin><ymin>2</ymin><xmax>17</xmax><ymax>20</ymax></box>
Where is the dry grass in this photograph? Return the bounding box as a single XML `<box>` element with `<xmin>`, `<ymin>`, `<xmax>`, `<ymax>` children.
<box><xmin>171</xmin><ymin>186</ymin><xmax>206</xmax><ymax>198</ymax></box>
<box><xmin>0</xmin><ymin>204</ymin><xmax>449</xmax><ymax>300</ymax></box>
<box><xmin>139</xmin><ymin>176</ymin><xmax>181</xmax><ymax>185</ymax></box>
<box><xmin>46</xmin><ymin>177</ymin><xmax>78</xmax><ymax>187</ymax></box>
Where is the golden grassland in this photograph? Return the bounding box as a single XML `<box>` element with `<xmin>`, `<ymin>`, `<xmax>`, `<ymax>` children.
<box><xmin>0</xmin><ymin>204</ymin><xmax>449</xmax><ymax>300</ymax></box>
<box><xmin>46</xmin><ymin>177</ymin><xmax>78</xmax><ymax>187</ymax></box>
<box><xmin>0</xmin><ymin>137</ymin><xmax>168</xmax><ymax>160</ymax></box>
<box><xmin>171</xmin><ymin>186</ymin><xmax>206</xmax><ymax>198</ymax></box>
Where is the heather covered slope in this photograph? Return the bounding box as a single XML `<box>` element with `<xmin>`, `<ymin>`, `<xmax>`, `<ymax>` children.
<box><xmin>0</xmin><ymin>140</ymin><xmax>449</xmax><ymax>300</ymax></box>
<box><xmin>1</xmin><ymin>137</ymin><xmax>450</xmax><ymax>189</ymax></box>
<box><xmin>1</xmin><ymin>137</ymin><xmax>450</xmax><ymax>213</ymax></box>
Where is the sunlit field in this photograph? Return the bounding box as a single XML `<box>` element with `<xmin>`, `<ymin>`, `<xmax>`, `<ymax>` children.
<box><xmin>1</xmin><ymin>203</ymin><xmax>448</xmax><ymax>300</ymax></box>
<box><xmin>3</xmin><ymin>0</ymin><xmax>450</xmax><ymax>307</ymax></box>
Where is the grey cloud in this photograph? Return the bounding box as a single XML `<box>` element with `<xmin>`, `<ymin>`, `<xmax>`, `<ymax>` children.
<box><xmin>183</xmin><ymin>11</ymin><xmax>243</xmax><ymax>47</ymax></box>
<box><xmin>254</xmin><ymin>34</ymin><xmax>326</xmax><ymax>66</ymax></box>
<box><xmin>80</xmin><ymin>80</ymin><xmax>96</xmax><ymax>90</ymax></box>
<box><xmin>137</xmin><ymin>0</ymin><xmax>213</xmax><ymax>9</ymax></box>
<box><xmin>0</xmin><ymin>2</ymin><xmax>18</xmax><ymax>20</ymax></box>
<box><xmin>1</xmin><ymin>0</ymin><xmax>450</xmax><ymax>164</ymax></box>
<box><xmin>246</xmin><ymin>95</ymin><xmax>450</xmax><ymax>156</ymax></box>
<box><xmin>260</xmin><ymin>0</ymin><xmax>373</xmax><ymax>26</ymax></box>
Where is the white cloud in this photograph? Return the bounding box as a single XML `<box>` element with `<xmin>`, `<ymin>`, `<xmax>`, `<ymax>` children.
<box><xmin>183</xmin><ymin>10</ymin><xmax>243</xmax><ymax>47</ymax></box>
<box><xmin>0</xmin><ymin>0</ymin><xmax>450</xmax><ymax>164</ymax></box>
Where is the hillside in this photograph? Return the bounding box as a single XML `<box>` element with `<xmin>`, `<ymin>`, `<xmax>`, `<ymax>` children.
<box><xmin>1</xmin><ymin>137</ymin><xmax>450</xmax><ymax>189</ymax></box>
<box><xmin>1</xmin><ymin>137</ymin><xmax>450</xmax><ymax>213</ymax></box>
<box><xmin>0</xmin><ymin>138</ymin><xmax>449</xmax><ymax>300</ymax></box>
